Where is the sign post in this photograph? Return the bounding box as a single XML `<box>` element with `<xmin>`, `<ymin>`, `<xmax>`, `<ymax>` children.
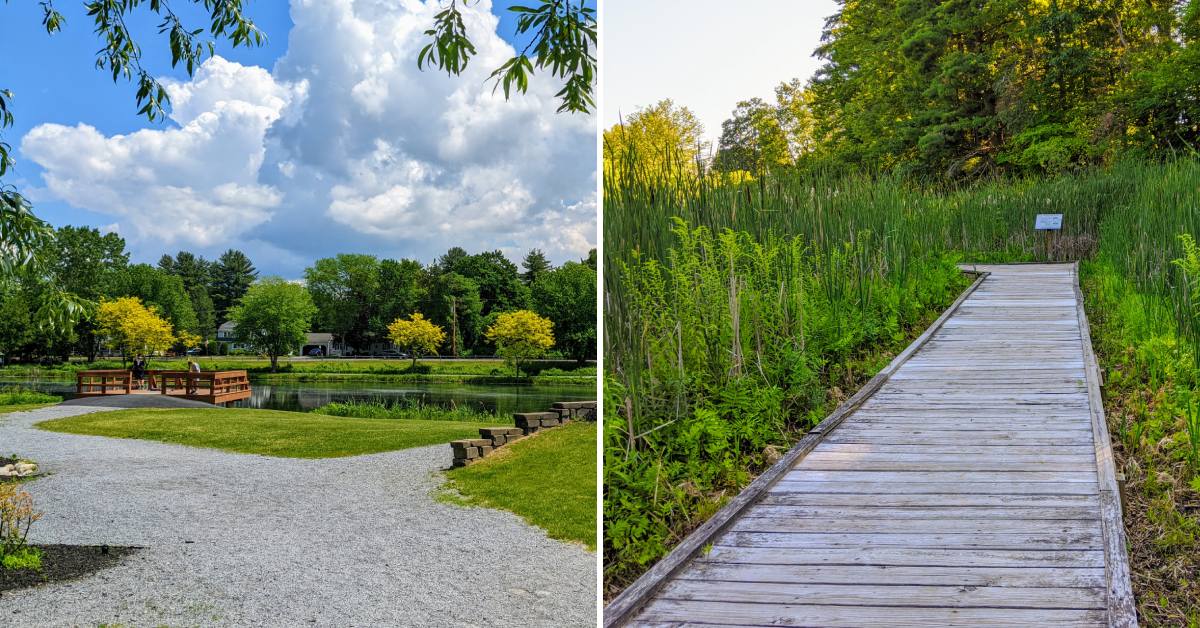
<box><xmin>1035</xmin><ymin>213</ymin><xmax>1063</xmax><ymax>261</ymax></box>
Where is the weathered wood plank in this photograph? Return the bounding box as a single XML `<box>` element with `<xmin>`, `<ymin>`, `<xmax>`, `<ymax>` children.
<box><xmin>729</xmin><ymin>516</ymin><xmax>1101</xmax><ymax>535</ymax></box>
<box><xmin>633</xmin><ymin>601</ymin><xmax>1108</xmax><ymax>627</ymax></box>
<box><xmin>771</xmin><ymin>480</ymin><xmax>1099</xmax><ymax>494</ymax></box>
<box><xmin>717</xmin><ymin>530</ymin><xmax>1102</xmax><ymax>550</ymax></box>
<box><xmin>678</xmin><ymin>562</ymin><xmax>1107</xmax><ymax>588</ymax></box>
<box><xmin>657</xmin><ymin>580</ymin><xmax>1105</xmax><ymax>609</ymax></box>
<box><xmin>781</xmin><ymin>470</ymin><xmax>1099</xmax><ymax>484</ymax></box>
<box><xmin>759</xmin><ymin>491</ymin><xmax>1101</xmax><ymax>508</ymax></box>
<box><xmin>744</xmin><ymin>504</ymin><xmax>1101</xmax><ymax>519</ymax></box>
<box><xmin>699</xmin><ymin>546</ymin><xmax>1106</xmax><ymax>568</ymax></box>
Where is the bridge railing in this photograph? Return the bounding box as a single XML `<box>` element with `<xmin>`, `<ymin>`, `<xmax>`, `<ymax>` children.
<box><xmin>76</xmin><ymin>370</ymin><xmax>133</xmax><ymax>395</ymax></box>
<box><xmin>150</xmin><ymin>370</ymin><xmax>250</xmax><ymax>397</ymax></box>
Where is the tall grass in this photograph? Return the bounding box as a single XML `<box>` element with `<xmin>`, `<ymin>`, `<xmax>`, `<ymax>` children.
<box><xmin>311</xmin><ymin>399</ymin><xmax>503</xmax><ymax>423</ymax></box>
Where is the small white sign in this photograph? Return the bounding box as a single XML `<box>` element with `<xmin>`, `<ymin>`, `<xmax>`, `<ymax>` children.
<box><xmin>1035</xmin><ymin>214</ymin><xmax>1063</xmax><ymax>230</ymax></box>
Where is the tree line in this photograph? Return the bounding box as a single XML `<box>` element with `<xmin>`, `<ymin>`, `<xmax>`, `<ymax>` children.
<box><xmin>0</xmin><ymin>225</ymin><xmax>597</xmax><ymax>364</ymax></box>
<box><xmin>606</xmin><ymin>0</ymin><xmax>1200</xmax><ymax>181</ymax></box>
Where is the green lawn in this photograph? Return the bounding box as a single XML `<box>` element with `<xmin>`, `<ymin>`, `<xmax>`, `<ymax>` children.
<box><xmin>444</xmin><ymin>421</ymin><xmax>596</xmax><ymax>549</ymax></box>
<box><xmin>36</xmin><ymin>409</ymin><xmax>495</xmax><ymax>458</ymax></box>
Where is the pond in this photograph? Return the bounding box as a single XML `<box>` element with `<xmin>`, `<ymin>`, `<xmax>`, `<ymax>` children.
<box><xmin>1</xmin><ymin>378</ymin><xmax>596</xmax><ymax>416</ymax></box>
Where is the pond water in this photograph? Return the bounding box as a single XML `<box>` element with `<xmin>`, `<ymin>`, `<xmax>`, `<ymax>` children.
<box><xmin>1</xmin><ymin>378</ymin><xmax>596</xmax><ymax>416</ymax></box>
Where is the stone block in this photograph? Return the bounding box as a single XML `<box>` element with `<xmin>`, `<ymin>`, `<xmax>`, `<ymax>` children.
<box><xmin>479</xmin><ymin>445</ymin><xmax>494</xmax><ymax>456</ymax></box>
<box><xmin>453</xmin><ymin>446</ymin><xmax>480</xmax><ymax>459</ymax></box>
<box><xmin>552</xmin><ymin>401</ymin><xmax>593</xmax><ymax>410</ymax></box>
<box><xmin>514</xmin><ymin>411</ymin><xmax>558</xmax><ymax>425</ymax></box>
<box><xmin>540</xmin><ymin>417</ymin><xmax>561</xmax><ymax>428</ymax></box>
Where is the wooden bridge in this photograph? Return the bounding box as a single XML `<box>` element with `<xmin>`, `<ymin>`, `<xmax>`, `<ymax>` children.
<box><xmin>606</xmin><ymin>264</ymin><xmax>1136</xmax><ymax>627</ymax></box>
<box><xmin>76</xmin><ymin>369</ymin><xmax>252</xmax><ymax>406</ymax></box>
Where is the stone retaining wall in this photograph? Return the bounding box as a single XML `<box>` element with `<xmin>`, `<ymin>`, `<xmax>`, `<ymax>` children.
<box><xmin>450</xmin><ymin>401</ymin><xmax>596</xmax><ymax>467</ymax></box>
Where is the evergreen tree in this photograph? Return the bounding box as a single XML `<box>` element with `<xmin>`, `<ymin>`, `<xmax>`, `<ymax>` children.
<box><xmin>212</xmin><ymin>249</ymin><xmax>257</xmax><ymax>322</ymax></box>
<box><xmin>521</xmin><ymin>249</ymin><xmax>552</xmax><ymax>285</ymax></box>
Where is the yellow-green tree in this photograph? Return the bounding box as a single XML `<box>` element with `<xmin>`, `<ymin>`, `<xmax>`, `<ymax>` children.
<box><xmin>386</xmin><ymin>313</ymin><xmax>446</xmax><ymax>367</ymax></box>
<box><xmin>603</xmin><ymin>99</ymin><xmax>704</xmax><ymax>185</ymax></box>
<box><xmin>95</xmin><ymin>297</ymin><xmax>175</xmax><ymax>365</ymax></box>
<box><xmin>485</xmin><ymin>310</ymin><xmax>554</xmax><ymax>376</ymax></box>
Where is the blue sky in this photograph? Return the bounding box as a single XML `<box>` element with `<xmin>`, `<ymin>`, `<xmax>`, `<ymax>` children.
<box><xmin>1</xmin><ymin>1</ymin><xmax>595</xmax><ymax>277</ymax></box>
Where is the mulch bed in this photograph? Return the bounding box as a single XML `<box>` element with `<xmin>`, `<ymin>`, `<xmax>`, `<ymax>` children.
<box><xmin>0</xmin><ymin>545</ymin><xmax>138</xmax><ymax>592</ymax></box>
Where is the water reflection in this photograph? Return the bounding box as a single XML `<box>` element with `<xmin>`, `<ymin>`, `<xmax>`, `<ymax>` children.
<box><xmin>4</xmin><ymin>379</ymin><xmax>595</xmax><ymax>416</ymax></box>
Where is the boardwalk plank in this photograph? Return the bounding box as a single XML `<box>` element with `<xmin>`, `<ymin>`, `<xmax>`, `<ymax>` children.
<box><xmin>610</xmin><ymin>265</ymin><xmax>1131</xmax><ymax>628</ymax></box>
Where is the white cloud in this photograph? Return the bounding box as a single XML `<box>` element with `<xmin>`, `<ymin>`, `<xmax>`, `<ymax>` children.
<box><xmin>20</xmin><ymin>0</ymin><xmax>596</xmax><ymax>272</ymax></box>
<box><xmin>21</xmin><ymin>56</ymin><xmax>302</xmax><ymax>249</ymax></box>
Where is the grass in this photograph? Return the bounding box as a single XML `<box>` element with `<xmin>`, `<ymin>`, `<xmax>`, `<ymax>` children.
<box><xmin>0</xmin><ymin>387</ymin><xmax>61</xmax><ymax>417</ymax></box>
<box><xmin>36</xmin><ymin>408</ymin><xmax>495</xmax><ymax>458</ymax></box>
<box><xmin>444</xmin><ymin>421</ymin><xmax>596</xmax><ymax>549</ymax></box>
<box><xmin>312</xmin><ymin>400</ymin><xmax>502</xmax><ymax>423</ymax></box>
<box><xmin>0</xmin><ymin>387</ymin><xmax>60</xmax><ymax>407</ymax></box>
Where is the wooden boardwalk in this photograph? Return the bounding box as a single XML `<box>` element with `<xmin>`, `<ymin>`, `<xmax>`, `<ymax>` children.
<box><xmin>607</xmin><ymin>264</ymin><xmax>1135</xmax><ymax>627</ymax></box>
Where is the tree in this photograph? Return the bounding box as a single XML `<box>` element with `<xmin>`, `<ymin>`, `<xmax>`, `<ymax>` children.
<box><xmin>376</xmin><ymin>258</ymin><xmax>428</xmax><ymax>336</ymax></box>
<box><xmin>446</xmin><ymin>250</ymin><xmax>529</xmax><ymax>316</ymax></box>
<box><xmin>189</xmin><ymin>285</ymin><xmax>216</xmax><ymax>349</ymax></box>
<box><xmin>713</xmin><ymin>98</ymin><xmax>791</xmax><ymax>176</ymax></box>
<box><xmin>417</xmin><ymin>0</ymin><xmax>597</xmax><ymax>114</ymax></box>
<box><xmin>304</xmin><ymin>254</ymin><xmax>381</xmax><ymax>353</ymax></box>
<box><xmin>227</xmin><ymin>277</ymin><xmax>316</xmax><ymax>372</ymax></box>
<box><xmin>531</xmin><ymin>261</ymin><xmax>595</xmax><ymax>363</ymax></box>
<box><xmin>522</xmin><ymin>249</ymin><xmax>552</xmax><ymax>285</ymax></box>
<box><xmin>48</xmin><ymin>226</ymin><xmax>129</xmax><ymax>360</ymax></box>
<box><xmin>212</xmin><ymin>249</ymin><xmax>257</xmax><ymax>322</ymax></box>
<box><xmin>486</xmin><ymin>310</ymin><xmax>554</xmax><ymax>376</ymax></box>
<box><xmin>386</xmin><ymin>313</ymin><xmax>446</xmax><ymax>367</ymax></box>
<box><xmin>115</xmin><ymin>264</ymin><xmax>199</xmax><ymax>337</ymax></box>
<box><xmin>95</xmin><ymin>297</ymin><xmax>176</xmax><ymax>365</ymax></box>
<box><xmin>603</xmin><ymin>99</ymin><xmax>705</xmax><ymax>181</ymax></box>
<box><xmin>423</xmin><ymin>272</ymin><xmax>483</xmax><ymax>356</ymax></box>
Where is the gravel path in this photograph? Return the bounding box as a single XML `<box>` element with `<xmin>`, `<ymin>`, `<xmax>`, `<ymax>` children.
<box><xmin>0</xmin><ymin>404</ymin><xmax>596</xmax><ymax>627</ymax></box>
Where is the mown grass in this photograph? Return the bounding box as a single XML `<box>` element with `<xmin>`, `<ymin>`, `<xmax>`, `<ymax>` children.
<box><xmin>36</xmin><ymin>409</ymin><xmax>493</xmax><ymax>458</ymax></box>
<box><xmin>444</xmin><ymin>422</ymin><xmax>596</xmax><ymax>549</ymax></box>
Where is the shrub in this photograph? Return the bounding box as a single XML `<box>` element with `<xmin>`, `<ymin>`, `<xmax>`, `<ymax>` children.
<box><xmin>0</xmin><ymin>387</ymin><xmax>60</xmax><ymax>407</ymax></box>
<box><xmin>0</xmin><ymin>482</ymin><xmax>41</xmax><ymax>566</ymax></box>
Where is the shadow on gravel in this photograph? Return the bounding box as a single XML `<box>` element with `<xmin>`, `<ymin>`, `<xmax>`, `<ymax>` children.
<box><xmin>1</xmin><ymin>545</ymin><xmax>139</xmax><ymax>592</ymax></box>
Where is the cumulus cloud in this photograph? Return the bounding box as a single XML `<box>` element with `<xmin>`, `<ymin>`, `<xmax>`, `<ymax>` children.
<box><xmin>22</xmin><ymin>57</ymin><xmax>302</xmax><ymax>249</ymax></box>
<box><xmin>20</xmin><ymin>0</ymin><xmax>596</xmax><ymax>274</ymax></box>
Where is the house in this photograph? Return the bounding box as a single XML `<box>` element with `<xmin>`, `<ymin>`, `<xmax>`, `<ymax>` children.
<box><xmin>218</xmin><ymin>322</ymin><xmax>341</xmax><ymax>357</ymax></box>
<box><xmin>301</xmin><ymin>333</ymin><xmax>341</xmax><ymax>357</ymax></box>
<box><xmin>216</xmin><ymin>321</ymin><xmax>251</xmax><ymax>352</ymax></box>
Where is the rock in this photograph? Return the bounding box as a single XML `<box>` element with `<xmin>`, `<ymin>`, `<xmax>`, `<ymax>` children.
<box><xmin>14</xmin><ymin>462</ymin><xmax>36</xmax><ymax>476</ymax></box>
<box><xmin>0</xmin><ymin>464</ymin><xmax>14</xmax><ymax>477</ymax></box>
